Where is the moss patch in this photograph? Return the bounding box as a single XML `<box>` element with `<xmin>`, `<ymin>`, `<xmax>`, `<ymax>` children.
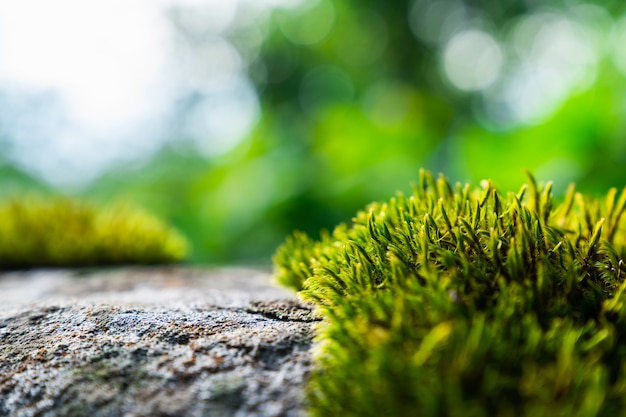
<box><xmin>274</xmin><ymin>169</ymin><xmax>626</xmax><ymax>416</ymax></box>
<box><xmin>0</xmin><ymin>197</ymin><xmax>189</xmax><ymax>269</ymax></box>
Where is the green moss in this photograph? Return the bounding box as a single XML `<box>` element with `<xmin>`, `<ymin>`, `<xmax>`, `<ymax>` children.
<box><xmin>274</xmin><ymin>169</ymin><xmax>626</xmax><ymax>417</ymax></box>
<box><xmin>0</xmin><ymin>197</ymin><xmax>189</xmax><ymax>269</ymax></box>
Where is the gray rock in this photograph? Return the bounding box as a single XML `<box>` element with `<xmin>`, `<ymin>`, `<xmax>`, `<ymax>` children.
<box><xmin>0</xmin><ymin>267</ymin><xmax>318</xmax><ymax>417</ymax></box>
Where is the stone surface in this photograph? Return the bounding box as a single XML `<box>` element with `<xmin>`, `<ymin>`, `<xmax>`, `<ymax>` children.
<box><xmin>0</xmin><ymin>267</ymin><xmax>318</xmax><ymax>417</ymax></box>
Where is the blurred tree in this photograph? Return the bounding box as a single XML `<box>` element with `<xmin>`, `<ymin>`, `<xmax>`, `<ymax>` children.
<box><xmin>76</xmin><ymin>0</ymin><xmax>626</xmax><ymax>265</ymax></box>
<box><xmin>0</xmin><ymin>164</ymin><xmax>51</xmax><ymax>201</ymax></box>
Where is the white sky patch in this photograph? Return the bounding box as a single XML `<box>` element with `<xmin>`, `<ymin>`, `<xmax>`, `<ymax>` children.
<box><xmin>0</xmin><ymin>0</ymin><xmax>170</xmax><ymax>132</ymax></box>
<box><xmin>179</xmin><ymin>38</ymin><xmax>244</xmax><ymax>92</ymax></box>
<box><xmin>183</xmin><ymin>77</ymin><xmax>260</xmax><ymax>157</ymax></box>
<box><xmin>442</xmin><ymin>29</ymin><xmax>503</xmax><ymax>92</ymax></box>
<box><xmin>171</xmin><ymin>0</ymin><xmax>238</xmax><ymax>35</ymax></box>
<box><xmin>0</xmin><ymin>0</ymin><xmax>269</xmax><ymax>188</ymax></box>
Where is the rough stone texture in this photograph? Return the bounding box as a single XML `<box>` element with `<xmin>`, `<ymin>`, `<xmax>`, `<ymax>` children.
<box><xmin>0</xmin><ymin>267</ymin><xmax>318</xmax><ymax>417</ymax></box>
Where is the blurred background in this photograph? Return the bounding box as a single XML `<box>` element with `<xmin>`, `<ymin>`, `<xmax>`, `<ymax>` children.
<box><xmin>1</xmin><ymin>0</ymin><xmax>625</xmax><ymax>265</ymax></box>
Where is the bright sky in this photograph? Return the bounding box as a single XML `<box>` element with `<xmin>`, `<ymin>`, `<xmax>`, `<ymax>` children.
<box><xmin>0</xmin><ymin>0</ymin><xmax>271</xmax><ymax>188</ymax></box>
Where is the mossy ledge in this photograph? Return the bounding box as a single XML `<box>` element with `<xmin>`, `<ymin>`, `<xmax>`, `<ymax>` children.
<box><xmin>274</xmin><ymin>169</ymin><xmax>626</xmax><ymax>417</ymax></box>
<box><xmin>0</xmin><ymin>197</ymin><xmax>189</xmax><ymax>269</ymax></box>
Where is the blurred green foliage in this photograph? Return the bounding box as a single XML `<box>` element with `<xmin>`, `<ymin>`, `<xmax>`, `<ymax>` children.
<box><xmin>2</xmin><ymin>0</ymin><xmax>626</xmax><ymax>265</ymax></box>
<box><xmin>0</xmin><ymin>197</ymin><xmax>188</xmax><ymax>269</ymax></box>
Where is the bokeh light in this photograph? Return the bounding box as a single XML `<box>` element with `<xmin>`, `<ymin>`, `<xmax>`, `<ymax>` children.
<box><xmin>2</xmin><ymin>0</ymin><xmax>626</xmax><ymax>265</ymax></box>
<box><xmin>442</xmin><ymin>29</ymin><xmax>503</xmax><ymax>91</ymax></box>
<box><xmin>493</xmin><ymin>10</ymin><xmax>600</xmax><ymax>126</ymax></box>
<box><xmin>276</xmin><ymin>0</ymin><xmax>335</xmax><ymax>46</ymax></box>
<box><xmin>612</xmin><ymin>15</ymin><xmax>626</xmax><ymax>77</ymax></box>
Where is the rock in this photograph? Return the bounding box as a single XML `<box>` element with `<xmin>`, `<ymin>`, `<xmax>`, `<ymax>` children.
<box><xmin>0</xmin><ymin>267</ymin><xmax>318</xmax><ymax>417</ymax></box>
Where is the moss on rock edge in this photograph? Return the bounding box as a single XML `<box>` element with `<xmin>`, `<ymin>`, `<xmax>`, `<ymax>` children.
<box><xmin>0</xmin><ymin>197</ymin><xmax>189</xmax><ymax>269</ymax></box>
<box><xmin>274</xmin><ymin>169</ymin><xmax>626</xmax><ymax>417</ymax></box>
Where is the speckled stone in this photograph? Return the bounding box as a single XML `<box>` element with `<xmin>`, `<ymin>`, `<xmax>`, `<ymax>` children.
<box><xmin>0</xmin><ymin>267</ymin><xmax>318</xmax><ymax>417</ymax></box>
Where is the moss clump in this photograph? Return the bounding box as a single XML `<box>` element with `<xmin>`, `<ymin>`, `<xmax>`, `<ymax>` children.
<box><xmin>0</xmin><ymin>197</ymin><xmax>189</xmax><ymax>269</ymax></box>
<box><xmin>274</xmin><ymin>169</ymin><xmax>626</xmax><ymax>417</ymax></box>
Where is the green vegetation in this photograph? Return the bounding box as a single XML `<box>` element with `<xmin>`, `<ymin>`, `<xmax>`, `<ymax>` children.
<box><xmin>4</xmin><ymin>2</ymin><xmax>626</xmax><ymax>265</ymax></box>
<box><xmin>0</xmin><ymin>197</ymin><xmax>189</xmax><ymax>269</ymax></box>
<box><xmin>274</xmin><ymin>169</ymin><xmax>626</xmax><ymax>416</ymax></box>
